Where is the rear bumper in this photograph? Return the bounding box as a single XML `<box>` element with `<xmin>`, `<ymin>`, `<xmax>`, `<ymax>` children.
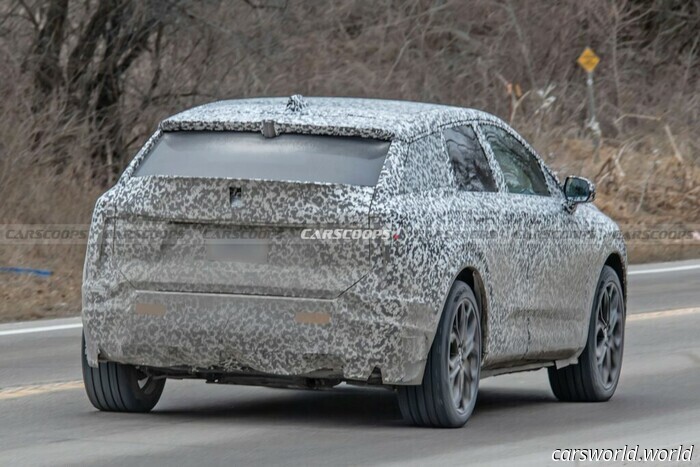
<box><xmin>82</xmin><ymin>276</ymin><xmax>433</xmax><ymax>385</ymax></box>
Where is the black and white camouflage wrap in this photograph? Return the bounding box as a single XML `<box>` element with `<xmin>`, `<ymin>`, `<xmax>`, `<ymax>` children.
<box><xmin>82</xmin><ymin>97</ymin><xmax>627</xmax><ymax>385</ymax></box>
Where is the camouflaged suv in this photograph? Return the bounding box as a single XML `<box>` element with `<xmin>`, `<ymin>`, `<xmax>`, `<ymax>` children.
<box><xmin>82</xmin><ymin>96</ymin><xmax>627</xmax><ymax>427</ymax></box>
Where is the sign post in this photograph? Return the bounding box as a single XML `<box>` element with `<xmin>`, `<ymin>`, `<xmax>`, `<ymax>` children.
<box><xmin>577</xmin><ymin>47</ymin><xmax>601</xmax><ymax>159</ymax></box>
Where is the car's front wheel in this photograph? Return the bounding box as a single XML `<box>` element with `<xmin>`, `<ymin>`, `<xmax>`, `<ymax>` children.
<box><xmin>81</xmin><ymin>334</ymin><xmax>165</xmax><ymax>412</ymax></box>
<box><xmin>548</xmin><ymin>265</ymin><xmax>625</xmax><ymax>402</ymax></box>
<box><xmin>398</xmin><ymin>280</ymin><xmax>482</xmax><ymax>428</ymax></box>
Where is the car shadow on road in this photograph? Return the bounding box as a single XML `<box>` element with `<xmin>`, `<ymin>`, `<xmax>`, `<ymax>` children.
<box><xmin>153</xmin><ymin>386</ymin><xmax>404</xmax><ymax>427</ymax></box>
<box><xmin>150</xmin><ymin>383</ymin><xmax>557</xmax><ymax>428</ymax></box>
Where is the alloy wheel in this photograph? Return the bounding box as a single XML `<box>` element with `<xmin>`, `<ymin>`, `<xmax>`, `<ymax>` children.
<box><xmin>595</xmin><ymin>282</ymin><xmax>623</xmax><ymax>389</ymax></box>
<box><xmin>448</xmin><ymin>299</ymin><xmax>480</xmax><ymax>414</ymax></box>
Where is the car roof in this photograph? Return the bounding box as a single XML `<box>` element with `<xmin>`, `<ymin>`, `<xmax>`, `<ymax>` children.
<box><xmin>161</xmin><ymin>96</ymin><xmax>503</xmax><ymax>142</ymax></box>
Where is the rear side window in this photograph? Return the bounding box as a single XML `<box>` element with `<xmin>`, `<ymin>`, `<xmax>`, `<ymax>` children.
<box><xmin>443</xmin><ymin>125</ymin><xmax>497</xmax><ymax>192</ymax></box>
<box><xmin>480</xmin><ymin>124</ymin><xmax>549</xmax><ymax>196</ymax></box>
<box><xmin>135</xmin><ymin>131</ymin><xmax>391</xmax><ymax>186</ymax></box>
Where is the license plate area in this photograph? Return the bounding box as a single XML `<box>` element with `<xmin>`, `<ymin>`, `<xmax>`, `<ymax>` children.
<box><xmin>205</xmin><ymin>238</ymin><xmax>270</xmax><ymax>264</ymax></box>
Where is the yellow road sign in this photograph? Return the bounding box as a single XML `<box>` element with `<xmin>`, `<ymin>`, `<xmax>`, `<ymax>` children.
<box><xmin>577</xmin><ymin>47</ymin><xmax>600</xmax><ymax>73</ymax></box>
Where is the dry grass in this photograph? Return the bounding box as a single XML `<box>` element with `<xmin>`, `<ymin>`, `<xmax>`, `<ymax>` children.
<box><xmin>0</xmin><ymin>75</ymin><xmax>101</xmax><ymax>322</ymax></box>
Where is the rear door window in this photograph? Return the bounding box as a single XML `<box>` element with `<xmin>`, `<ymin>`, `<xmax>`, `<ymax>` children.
<box><xmin>135</xmin><ymin>131</ymin><xmax>391</xmax><ymax>186</ymax></box>
<box><xmin>443</xmin><ymin>125</ymin><xmax>497</xmax><ymax>192</ymax></box>
<box><xmin>480</xmin><ymin>124</ymin><xmax>550</xmax><ymax>196</ymax></box>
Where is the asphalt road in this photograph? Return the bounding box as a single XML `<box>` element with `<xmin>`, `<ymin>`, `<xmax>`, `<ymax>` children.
<box><xmin>0</xmin><ymin>260</ymin><xmax>698</xmax><ymax>466</ymax></box>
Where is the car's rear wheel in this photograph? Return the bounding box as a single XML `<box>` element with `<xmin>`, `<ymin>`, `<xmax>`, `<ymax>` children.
<box><xmin>548</xmin><ymin>265</ymin><xmax>625</xmax><ymax>402</ymax></box>
<box><xmin>81</xmin><ymin>334</ymin><xmax>165</xmax><ymax>412</ymax></box>
<box><xmin>398</xmin><ymin>280</ymin><xmax>481</xmax><ymax>428</ymax></box>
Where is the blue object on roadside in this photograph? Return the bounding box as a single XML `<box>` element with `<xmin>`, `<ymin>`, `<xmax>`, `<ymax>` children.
<box><xmin>0</xmin><ymin>267</ymin><xmax>53</xmax><ymax>277</ymax></box>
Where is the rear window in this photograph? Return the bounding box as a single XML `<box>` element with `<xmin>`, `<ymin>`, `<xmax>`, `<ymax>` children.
<box><xmin>134</xmin><ymin>131</ymin><xmax>391</xmax><ymax>186</ymax></box>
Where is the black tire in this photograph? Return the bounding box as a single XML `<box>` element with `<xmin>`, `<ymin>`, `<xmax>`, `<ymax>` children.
<box><xmin>81</xmin><ymin>333</ymin><xmax>165</xmax><ymax>412</ymax></box>
<box><xmin>398</xmin><ymin>280</ymin><xmax>482</xmax><ymax>428</ymax></box>
<box><xmin>548</xmin><ymin>265</ymin><xmax>625</xmax><ymax>402</ymax></box>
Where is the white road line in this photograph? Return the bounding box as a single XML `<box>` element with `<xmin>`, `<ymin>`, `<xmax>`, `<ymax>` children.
<box><xmin>0</xmin><ymin>323</ymin><xmax>82</xmax><ymax>337</ymax></box>
<box><xmin>628</xmin><ymin>307</ymin><xmax>700</xmax><ymax>322</ymax></box>
<box><xmin>629</xmin><ymin>264</ymin><xmax>700</xmax><ymax>275</ymax></box>
<box><xmin>0</xmin><ymin>380</ymin><xmax>83</xmax><ymax>401</ymax></box>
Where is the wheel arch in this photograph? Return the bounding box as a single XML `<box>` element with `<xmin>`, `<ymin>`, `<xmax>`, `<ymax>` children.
<box><xmin>603</xmin><ymin>251</ymin><xmax>627</xmax><ymax>304</ymax></box>
<box><xmin>574</xmin><ymin>250</ymin><xmax>628</xmax><ymax>354</ymax></box>
<box><xmin>451</xmin><ymin>266</ymin><xmax>490</xmax><ymax>360</ymax></box>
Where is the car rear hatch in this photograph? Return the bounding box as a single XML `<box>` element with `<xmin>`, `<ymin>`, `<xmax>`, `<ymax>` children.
<box><xmin>111</xmin><ymin>131</ymin><xmax>390</xmax><ymax>299</ymax></box>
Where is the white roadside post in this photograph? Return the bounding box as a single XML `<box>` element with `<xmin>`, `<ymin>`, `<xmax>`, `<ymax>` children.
<box><xmin>577</xmin><ymin>47</ymin><xmax>601</xmax><ymax>160</ymax></box>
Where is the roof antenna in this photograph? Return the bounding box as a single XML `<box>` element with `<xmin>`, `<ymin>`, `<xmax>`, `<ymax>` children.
<box><xmin>286</xmin><ymin>94</ymin><xmax>307</xmax><ymax>113</ymax></box>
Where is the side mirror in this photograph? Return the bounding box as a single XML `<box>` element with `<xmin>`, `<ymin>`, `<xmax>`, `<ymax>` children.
<box><xmin>564</xmin><ymin>176</ymin><xmax>595</xmax><ymax>207</ymax></box>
